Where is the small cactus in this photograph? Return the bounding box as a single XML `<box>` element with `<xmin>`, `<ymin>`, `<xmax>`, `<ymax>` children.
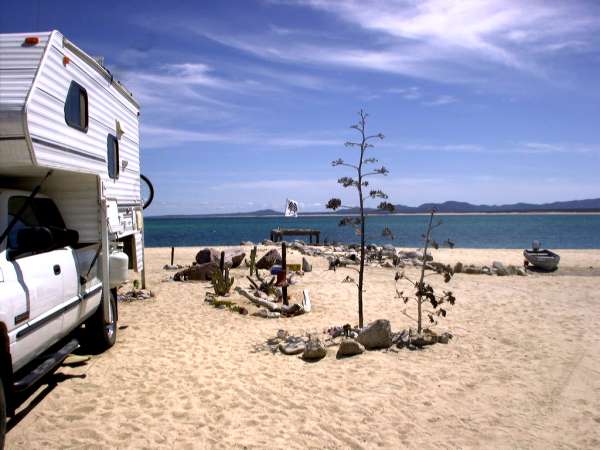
<box><xmin>249</xmin><ymin>246</ymin><xmax>257</xmax><ymax>276</ymax></box>
<box><xmin>211</xmin><ymin>267</ymin><xmax>234</xmax><ymax>296</ymax></box>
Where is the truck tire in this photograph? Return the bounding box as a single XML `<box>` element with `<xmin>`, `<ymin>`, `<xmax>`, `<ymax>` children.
<box><xmin>0</xmin><ymin>376</ymin><xmax>6</xmax><ymax>450</ymax></box>
<box><xmin>84</xmin><ymin>288</ymin><xmax>117</xmax><ymax>352</ymax></box>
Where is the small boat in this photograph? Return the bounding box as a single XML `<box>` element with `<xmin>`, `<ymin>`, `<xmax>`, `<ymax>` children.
<box><xmin>523</xmin><ymin>241</ymin><xmax>560</xmax><ymax>271</ymax></box>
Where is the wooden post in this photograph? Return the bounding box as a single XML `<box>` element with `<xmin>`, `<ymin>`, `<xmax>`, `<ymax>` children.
<box><xmin>281</xmin><ymin>242</ymin><xmax>288</xmax><ymax>306</ymax></box>
<box><xmin>316</xmin><ymin>232</ymin><xmax>320</xmax><ymax>244</ymax></box>
<box><xmin>170</xmin><ymin>246</ymin><xmax>175</xmax><ymax>266</ymax></box>
<box><xmin>220</xmin><ymin>251</ymin><xmax>225</xmax><ymax>275</ymax></box>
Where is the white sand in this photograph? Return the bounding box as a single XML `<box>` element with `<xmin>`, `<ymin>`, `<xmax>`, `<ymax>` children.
<box><xmin>6</xmin><ymin>246</ymin><xmax>600</xmax><ymax>449</ymax></box>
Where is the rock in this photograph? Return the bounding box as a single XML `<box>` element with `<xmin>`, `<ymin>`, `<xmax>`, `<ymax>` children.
<box><xmin>302</xmin><ymin>337</ymin><xmax>327</xmax><ymax>361</ymax></box>
<box><xmin>252</xmin><ymin>309</ymin><xmax>281</xmax><ymax>319</ymax></box>
<box><xmin>382</xmin><ymin>244</ymin><xmax>395</xmax><ymax>251</ymax></box>
<box><xmin>481</xmin><ymin>266</ymin><xmax>492</xmax><ymax>275</ymax></box>
<box><xmin>277</xmin><ymin>329</ymin><xmax>288</xmax><ymax>340</ymax></box>
<box><xmin>492</xmin><ymin>261</ymin><xmax>505</xmax><ymax>270</ymax></box>
<box><xmin>195</xmin><ymin>247</ymin><xmax>246</xmax><ymax>268</ymax></box>
<box><xmin>256</xmin><ymin>249</ymin><xmax>282</xmax><ymax>270</ymax></box>
<box><xmin>262</xmin><ymin>239</ymin><xmax>275</xmax><ymax>245</ymax></box>
<box><xmin>410</xmin><ymin>329</ymin><xmax>437</xmax><ymax>347</ymax></box>
<box><xmin>279</xmin><ymin>341</ymin><xmax>305</xmax><ymax>355</ymax></box>
<box><xmin>437</xmin><ymin>332</ymin><xmax>453</xmax><ymax>344</ymax></box>
<box><xmin>506</xmin><ymin>265</ymin><xmax>518</xmax><ymax>275</ymax></box>
<box><xmin>453</xmin><ymin>262</ymin><xmax>463</xmax><ymax>273</ymax></box>
<box><xmin>195</xmin><ymin>248</ymin><xmax>219</xmax><ymax>264</ymax></box>
<box><xmin>240</xmin><ymin>241</ymin><xmax>254</xmax><ymax>246</ymax></box>
<box><xmin>516</xmin><ymin>267</ymin><xmax>527</xmax><ymax>276</ymax></box>
<box><xmin>339</xmin><ymin>257</ymin><xmax>357</xmax><ymax>266</ymax></box>
<box><xmin>382</xmin><ymin>261</ymin><xmax>394</xmax><ymax>268</ymax></box>
<box><xmin>495</xmin><ymin>267</ymin><xmax>509</xmax><ymax>276</ymax></box>
<box><xmin>464</xmin><ymin>265</ymin><xmax>482</xmax><ymax>275</ymax></box>
<box><xmin>302</xmin><ymin>257</ymin><xmax>312</xmax><ymax>273</ymax></box>
<box><xmin>336</xmin><ymin>337</ymin><xmax>365</xmax><ymax>358</ymax></box>
<box><xmin>281</xmin><ymin>303</ymin><xmax>304</xmax><ymax>317</ymax></box>
<box><xmin>402</xmin><ymin>251</ymin><xmax>419</xmax><ymax>259</ymax></box>
<box><xmin>173</xmin><ymin>262</ymin><xmax>219</xmax><ymax>281</ymax></box>
<box><xmin>357</xmin><ymin>319</ymin><xmax>392</xmax><ymax>349</ymax></box>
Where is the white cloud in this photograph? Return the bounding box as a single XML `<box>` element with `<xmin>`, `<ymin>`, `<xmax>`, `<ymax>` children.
<box><xmin>198</xmin><ymin>0</ymin><xmax>600</xmax><ymax>85</ymax></box>
<box><xmin>141</xmin><ymin>125</ymin><xmax>342</xmax><ymax>149</ymax></box>
<box><xmin>422</xmin><ymin>95</ymin><xmax>458</xmax><ymax>106</ymax></box>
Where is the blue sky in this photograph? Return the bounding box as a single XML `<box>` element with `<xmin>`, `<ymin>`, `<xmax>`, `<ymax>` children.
<box><xmin>2</xmin><ymin>0</ymin><xmax>600</xmax><ymax>215</ymax></box>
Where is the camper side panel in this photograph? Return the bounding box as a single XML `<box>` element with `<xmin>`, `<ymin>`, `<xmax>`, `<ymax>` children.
<box><xmin>0</xmin><ymin>32</ymin><xmax>52</xmax><ymax>166</ymax></box>
<box><xmin>25</xmin><ymin>31</ymin><xmax>141</xmax><ymax>205</ymax></box>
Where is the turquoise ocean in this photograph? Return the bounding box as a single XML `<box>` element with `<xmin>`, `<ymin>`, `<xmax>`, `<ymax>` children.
<box><xmin>144</xmin><ymin>214</ymin><xmax>600</xmax><ymax>249</ymax></box>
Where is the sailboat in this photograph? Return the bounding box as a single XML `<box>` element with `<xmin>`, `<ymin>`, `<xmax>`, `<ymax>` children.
<box><xmin>284</xmin><ymin>198</ymin><xmax>299</xmax><ymax>217</ymax></box>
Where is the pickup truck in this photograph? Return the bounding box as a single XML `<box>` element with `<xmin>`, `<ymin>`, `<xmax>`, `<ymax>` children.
<box><xmin>0</xmin><ymin>188</ymin><xmax>120</xmax><ymax>447</ymax></box>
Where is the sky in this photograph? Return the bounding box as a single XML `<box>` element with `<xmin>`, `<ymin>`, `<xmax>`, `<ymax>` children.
<box><xmin>2</xmin><ymin>0</ymin><xmax>600</xmax><ymax>215</ymax></box>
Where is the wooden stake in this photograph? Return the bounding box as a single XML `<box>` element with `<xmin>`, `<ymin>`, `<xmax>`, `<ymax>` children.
<box><xmin>220</xmin><ymin>251</ymin><xmax>225</xmax><ymax>275</ymax></box>
<box><xmin>281</xmin><ymin>242</ymin><xmax>288</xmax><ymax>306</ymax></box>
<box><xmin>170</xmin><ymin>246</ymin><xmax>175</xmax><ymax>266</ymax></box>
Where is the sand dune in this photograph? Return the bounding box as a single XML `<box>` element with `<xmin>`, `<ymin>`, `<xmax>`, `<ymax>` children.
<box><xmin>6</xmin><ymin>246</ymin><xmax>600</xmax><ymax>449</ymax></box>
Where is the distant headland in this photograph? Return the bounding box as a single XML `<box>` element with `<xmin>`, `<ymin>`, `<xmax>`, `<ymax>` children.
<box><xmin>148</xmin><ymin>198</ymin><xmax>600</xmax><ymax>218</ymax></box>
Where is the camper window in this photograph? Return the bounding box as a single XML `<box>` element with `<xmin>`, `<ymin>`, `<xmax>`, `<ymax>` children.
<box><xmin>107</xmin><ymin>134</ymin><xmax>119</xmax><ymax>179</ymax></box>
<box><xmin>64</xmin><ymin>81</ymin><xmax>88</xmax><ymax>132</ymax></box>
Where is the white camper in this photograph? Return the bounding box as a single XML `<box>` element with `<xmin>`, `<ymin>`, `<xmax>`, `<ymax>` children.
<box><xmin>0</xmin><ymin>30</ymin><xmax>149</xmax><ymax>443</ymax></box>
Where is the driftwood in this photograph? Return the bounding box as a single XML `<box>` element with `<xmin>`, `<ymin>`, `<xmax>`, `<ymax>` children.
<box><xmin>235</xmin><ymin>287</ymin><xmax>281</xmax><ymax>312</ymax></box>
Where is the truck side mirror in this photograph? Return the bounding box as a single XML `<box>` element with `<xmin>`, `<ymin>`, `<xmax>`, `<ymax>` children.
<box><xmin>16</xmin><ymin>226</ymin><xmax>54</xmax><ymax>254</ymax></box>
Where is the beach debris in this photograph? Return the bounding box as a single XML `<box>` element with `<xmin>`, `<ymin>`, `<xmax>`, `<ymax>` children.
<box><xmin>253</xmin><ymin>309</ymin><xmax>281</xmax><ymax>319</ymax></box>
<box><xmin>204</xmin><ymin>293</ymin><xmax>248</xmax><ymax>315</ymax></box>
<box><xmin>118</xmin><ymin>289</ymin><xmax>154</xmax><ymax>302</ymax></box>
<box><xmin>173</xmin><ymin>262</ymin><xmax>219</xmax><ymax>281</ymax></box>
<box><xmin>342</xmin><ymin>275</ymin><xmax>355</xmax><ymax>283</ymax></box>
<box><xmin>262</xmin><ymin>239</ymin><xmax>276</xmax><ymax>246</ymax></box>
<box><xmin>336</xmin><ymin>337</ymin><xmax>365</xmax><ymax>358</ymax></box>
<box><xmin>196</xmin><ymin>247</ymin><xmax>245</xmax><ymax>269</ymax></box>
<box><xmin>163</xmin><ymin>264</ymin><xmax>183</xmax><ymax>270</ymax></box>
<box><xmin>211</xmin><ymin>266</ymin><xmax>235</xmax><ymax>296</ymax></box>
<box><xmin>235</xmin><ymin>287</ymin><xmax>282</xmax><ymax>312</ymax></box>
<box><xmin>302</xmin><ymin>257</ymin><xmax>312</xmax><ymax>272</ymax></box>
<box><xmin>393</xmin><ymin>328</ymin><xmax>453</xmax><ymax>349</ymax></box>
<box><xmin>302</xmin><ymin>289</ymin><xmax>312</xmax><ymax>312</ymax></box>
<box><xmin>357</xmin><ymin>319</ymin><xmax>393</xmax><ymax>349</ymax></box>
<box><xmin>302</xmin><ymin>337</ymin><xmax>327</xmax><ymax>361</ymax></box>
<box><xmin>256</xmin><ymin>249</ymin><xmax>282</xmax><ymax>270</ymax></box>
<box><xmin>412</xmin><ymin>329</ymin><xmax>452</xmax><ymax>347</ymax></box>
<box><xmin>240</xmin><ymin>241</ymin><xmax>254</xmax><ymax>246</ymax></box>
<box><xmin>281</xmin><ymin>303</ymin><xmax>304</xmax><ymax>317</ymax></box>
<box><xmin>279</xmin><ymin>337</ymin><xmax>306</xmax><ymax>355</ymax></box>
<box><xmin>453</xmin><ymin>262</ymin><xmax>463</xmax><ymax>273</ymax></box>
<box><xmin>246</xmin><ymin>273</ymin><xmax>278</xmax><ymax>298</ymax></box>
<box><xmin>62</xmin><ymin>354</ymin><xmax>92</xmax><ymax>367</ymax></box>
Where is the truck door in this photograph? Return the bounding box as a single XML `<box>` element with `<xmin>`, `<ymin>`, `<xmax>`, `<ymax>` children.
<box><xmin>5</xmin><ymin>196</ymin><xmax>70</xmax><ymax>370</ymax></box>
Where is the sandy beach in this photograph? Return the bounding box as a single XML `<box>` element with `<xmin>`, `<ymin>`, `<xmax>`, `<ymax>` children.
<box><xmin>5</xmin><ymin>246</ymin><xmax>600</xmax><ymax>449</ymax></box>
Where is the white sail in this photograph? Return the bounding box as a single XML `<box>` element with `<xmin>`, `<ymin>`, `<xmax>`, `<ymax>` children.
<box><xmin>284</xmin><ymin>198</ymin><xmax>299</xmax><ymax>217</ymax></box>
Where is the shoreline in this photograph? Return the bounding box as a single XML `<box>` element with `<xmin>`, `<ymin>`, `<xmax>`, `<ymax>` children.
<box><xmin>147</xmin><ymin>211</ymin><xmax>600</xmax><ymax>219</ymax></box>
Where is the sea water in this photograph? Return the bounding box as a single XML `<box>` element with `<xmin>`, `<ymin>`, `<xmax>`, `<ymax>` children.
<box><xmin>144</xmin><ymin>214</ymin><xmax>600</xmax><ymax>249</ymax></box>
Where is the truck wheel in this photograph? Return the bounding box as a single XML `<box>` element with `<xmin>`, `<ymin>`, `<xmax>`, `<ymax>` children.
<box><xmin>0</xmin><ymin>377</ymin><xmax>6</xmax><ymax>450</ymax></box>
<box><xmin>84</xmin><ymin>289</ymin><xmax>117</xmax><ymax>352</ymax></box>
